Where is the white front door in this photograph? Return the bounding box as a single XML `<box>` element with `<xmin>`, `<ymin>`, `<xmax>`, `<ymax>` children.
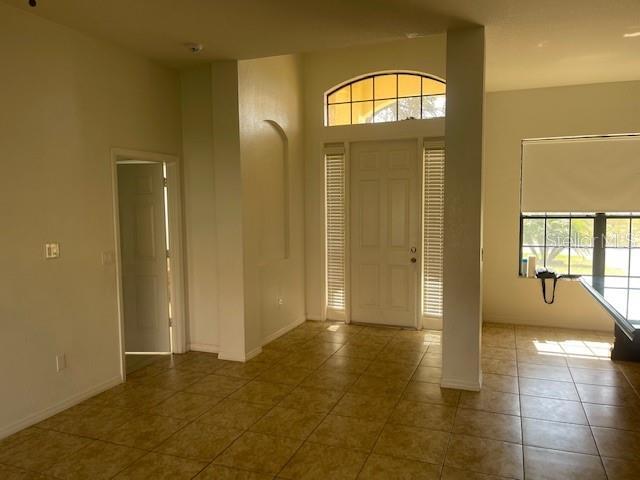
<box><xmin>117</xmin><ymin>163</ymin><xmax>171</xmax><ymax>352</ymax></box>
<box><xmin>350</xmin><ymin>140</ymin><xmax>420</xmax><ymax>328</ymax></box>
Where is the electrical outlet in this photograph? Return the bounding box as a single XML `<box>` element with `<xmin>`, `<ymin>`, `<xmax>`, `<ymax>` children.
<box><xmin>277</xmin><ymin>297</ymin><xmax>284</xmax><ymax>306</ymax></box>
<box><xmin>101</xmin><ymin>250</ymin><xmax>115</xmax><ymax>266</ymax></box>
<box><xmin>44</xmin><ymin>243</ymin><xmax>60</xmax><ymax>259</ymax></box>
<box><xmin>56</xmin><ymin>354</ymin><xmax>66</xmax><ymax>372</ymax></box>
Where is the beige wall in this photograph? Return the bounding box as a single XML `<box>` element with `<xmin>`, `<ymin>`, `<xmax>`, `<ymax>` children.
<box><xmin>302</xmin><ymin>35</ymin><xmax>447</xmax><ymax>321</ymax></box>
<box><xmin>238</xmin><ymin>55</ymin><xmax>307</xmax><ymax>354</ymax></box>
<box><xmin>0</xmin><ymin>4</ymin><xmax>181</xmax><ymax>437</ymax></box>
<box><xmin>484</xmin><ymin>80</ymin><xmax>640</xmax><ymax>332</ymax></box>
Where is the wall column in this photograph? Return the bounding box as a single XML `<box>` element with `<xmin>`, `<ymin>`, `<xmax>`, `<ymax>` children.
<box><xmin>441</xmin><ymin>27</ymin><xmax>485</xmax><ymax>390</ymax></box>
<box><xmin>210</xmin><ymin>60</ymin><xmax>248</xmax><ymax>361</ymax></box>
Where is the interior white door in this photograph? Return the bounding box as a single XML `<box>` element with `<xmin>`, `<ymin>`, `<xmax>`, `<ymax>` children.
<box><xmin>118</xmin><ymin>163</ymin><xmax>171</xmax><ymax>352</ymax></box>
<box><xmin>350</xmin><ymin>140</ymin><xmax>420</xmax><ymax>327</ymax></box>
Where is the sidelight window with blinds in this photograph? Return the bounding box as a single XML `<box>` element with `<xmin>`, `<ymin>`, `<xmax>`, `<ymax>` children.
<box><xmin>325</xmin><ymin>146</ymin><xmax>347</xmax><ymax>318</ymax></box>
<box><xmin>422</xmin><ymin>143</ymin><xmax>445</xmax><ymax>319</ymax></box>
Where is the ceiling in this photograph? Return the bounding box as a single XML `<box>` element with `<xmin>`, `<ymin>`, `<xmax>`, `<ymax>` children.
<box><xmin>3</xmin><ymin>0</ymin><xmax>640</xmax><ymax>91</ymax></box>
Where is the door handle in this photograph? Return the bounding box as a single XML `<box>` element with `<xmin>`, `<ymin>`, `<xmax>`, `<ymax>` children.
<box><xmin>410</xmin><ymin>258</ymin><xmax>417</xmax><ymax>263</ymax></box>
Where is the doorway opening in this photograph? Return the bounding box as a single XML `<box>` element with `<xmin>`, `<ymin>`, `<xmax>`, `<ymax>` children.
<box><xmin>112</xmin><ymin>149</ymin><xmax>186</xmax><ymax>378</ymax></box>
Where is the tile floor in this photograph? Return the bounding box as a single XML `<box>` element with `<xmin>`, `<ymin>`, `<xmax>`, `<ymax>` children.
<box><xmin>1</xmin><ymin>321</ymin><xmax>640</xmax><ymax>479</ymax></box>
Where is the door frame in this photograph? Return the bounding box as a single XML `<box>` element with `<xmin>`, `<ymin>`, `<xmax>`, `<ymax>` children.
<box><xmin>111</xmin><ymin>148</ymin><xmax>187</xmax><ymax>380</ymax></box>
<box><xmin>347</xmin><ymin>138</ymin><xmax>423</xmax><ymax>330</ymax></box>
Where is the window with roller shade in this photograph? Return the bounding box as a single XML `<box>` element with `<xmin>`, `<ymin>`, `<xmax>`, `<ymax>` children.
<box><xmin>519</xmin><ymin>135</ymin><xmax>640</xmax><ymax>313</ymax></box>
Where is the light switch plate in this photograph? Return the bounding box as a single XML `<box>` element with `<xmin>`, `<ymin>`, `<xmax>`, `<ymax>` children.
<box><xmin>56</xmin><ymin>353</ymin><xmax>66</xmax><ymax>372</ymax></box>
<box><xmin>44</xmin><ymin>243</ymin><xmax>60</xmax><ymax>259</ymax></box>
<box><xmin>101</xmin><ymin>250</ymin><xmax>115</xmax><ymax>266</ymax></box>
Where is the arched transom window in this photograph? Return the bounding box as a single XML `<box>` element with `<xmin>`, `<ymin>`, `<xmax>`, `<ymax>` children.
<box><xmin>325</xmin><ymin>72</ymin><xmax>446</xmax><ymax>126</ymax></box>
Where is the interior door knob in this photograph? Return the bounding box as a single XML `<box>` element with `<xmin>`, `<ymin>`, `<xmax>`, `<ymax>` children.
<box><xmin>411</xmin><ymin>257</ymin><xmax>417</xmax><ymax>263</ymax></box>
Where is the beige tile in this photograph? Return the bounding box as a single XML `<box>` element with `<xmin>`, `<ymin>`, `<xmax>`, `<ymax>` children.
<box><xmin>335</xmin><ymin>343</ymin><xmax>384</xmax><ymax>360</ymax></box>
<box><xmin>46</xmin><ymin>440</ymin><xmax>145</xmax><ymax>480</ymax></box>
<box><xmin>185</xmin><ymin>374</ymin><xmax>249</xmax><ymax>397</ymax></box>
<box><xmin>279</xmin><ymin>351</ymin><xmax>331</xmax><ymax>370</ymax></box>
<box><xmin>441</xmin><ymin>466</ymin><xmax>508</xmax><ymax>480</ymax></box>
<box><xmin>348</xmin><ymin>375</ymin><xmax>407</xmax><ymax>399</ymax></box>
<box><xmin>308</xmin><ymin>414</ymin><xmax>384</xmax><ymax>451</ymax></box>
<box><xmin>215</xmin><ymin>361</ymin><xmax>271</xmax><ymax>380</ymax></box>
<box><xmin>390</xmin><ymin>400</ymin><xmax>456</xmax><ymax>432</ymax></box>
<box><xmin>250</xmin><ymin>406</ymin><xmax>325</xmax><ymax>439</ymax></box>
<box><xmin>522</xmin><ymin>418</ymin><xmax>597</xmax><ymax>454</ymax></box>
<box><xmin>602</xmin><ymin>457</ymin><xmax>640</xmax><ymax>480</ymax></box>
<box><xmin>516</xmin><ymin>351</ymin><xmax>568</xmax><ymax>367</ymax></box>
<box><xmin>0</xmin><ymin>463</ymin><xmax>54</xmax><ymax>480</ymax></box>
<box><xmin>358</xmin><ymin>453</ymin><xmax>440</xmax><ymax>479</ymax></box>
<box><xmin>104</xmin><ymin>384</ymin><xmax>176</xmax><ymax>410</ymax></box>
<box><xmin>214</xmin><ymin>431</ymin><xmax>301</xmax><ymax>475</ymax></box>
<box><xmin>482</xmin><ymin>373</ymin><xmax>519</xmax><ymax>394</ymax></box>
<box><xmin>583</xmin><ymin>403</ymin><xmax>640</xmax><ymax>431</ymax></box>
<box><xmin>321</xmin><ymin>355</ymin><xmax>372</xmax><ymax>374</ymax></box>
<box><xmin>523</xmin><ymin>446</ymin><xmax>605</xmax><ymax>480</ymax></box>
<box><xmin>279</xmin><ymin>442</ymin><xmax>367</xmax><ymax>480</ymax></box>
<box><xmin>374</xmin><ymin>424</ymin><xmax>449</xmax><ymax>464</ymax></box>
<box><xmin>139</xmin><ymin>369</ymin><xmax>206</xmax><ymax>391</ymax></box>
<box><xmin>365</xmin><ymin>360</ymin><xmax>417</xmax><ymax>380</ymax></box>
<box><xmin>377</xmin><ymin>346</ymin><xmax>426</xmax><ymax>366</ymax></box>
<box><xmin>197</xmin><ymin>398</ymin><xmax>271</xmax><ymax>429</ymax></box>
<box><xmin>520</xmin><ymin>396</ymin><xmax>587</xmax><ymax>425</ymax></box>
<box><xmin>332</xmin><ymin>393</ymin><xmax>398</xmax><ymax>421</ymax></box>
<box><xmin>517</xmin><ymin>363</ymin><xmax>572</xmax><ymax>382</ymax></box>
<box><xmin>106</xmin><ymin>414</ymin><xmax>188</xmax><ymax>449</ymax></box>
<box><xmin>453</xmin><ymin>408</ymin><xmax>521</xmax><ymax>443</ymax></box>
<box><xmin>459</xmin><ymin>390</ymin><xmax>520</xmax><ymax>416</ymax></box>
<box><xmin>518</xmin><ymin>377</ymin><xmax>579</xmax><ymax>401</ymax></box>
<box><xmin>113</xmin><ymin>452</ymin><xmax>207</xmax><ymax>479</ymax></box>
<box><xmin>256</xmin><ymin>365</ymin><xmax>314</xmax><ymax>386</ymax></box>
<box><xmin>570</xmin><ymin>367</ymin><xmax>628</xmax><ymax>387</ymax></box>
<box><xmin>592</xmin><ymin>426</ymin><xmax>640</xmax><ymax>460</ymax></box>
<box><xmin>420</xmin><ymin>353</ymin><xmax>442</xmax><ymax>368</ymax></box>
<box><xmin>156</xmin><ymin>422</ymin><xmax>242</xmax><ymax>461</ymax></box>
<box><xmin>278</xmin><ymin>386</ymin><xmax>344</xmax><ymax>414</ymax></box>
<box><xmin>482</xmin><ymin>346</ymin><xmax>517</xmax><ymax>361</ymax></box>
<box><xmin>482</xmin><ymin>358</ymin><xmax>517</xmax><ymax>376</ymax></box>
<box><xmin>0</xmin><ymin>427</ymin><xmax>40</xmax><ymax>450</ymax></box>
<box><xmin>576</xmin><ymin>383</ymin><xmax>640</xmax><ymax>407</ymax></box>
<box><xmin>411</xmin><ymin>366</ymin><xmax>442</xmax><ymax>383</ymax></box>
<box><xmin>301</xmin><ymin>369</ymin><xmax>360</xmax><ymax>391</ymax></box>
<box><xmin>0</xmin><ymin>429</ymin><xmax>91</xmax><ymax>471</ymax></box>
<box><xmin>250</xmin><ymin>349</ymin><xmax>288</xmax><ymax>364</ymax></box>
<box><xmin>195</xmin><ymin>464</ymin><xmax>272</xmax><ymax>479</ymax></box>
<box><xmin>567</xmin><ymin>356</ymin><xmax>617</xmax><ymax>370</ymax></box>
<box><xmin>37</xmin><ymin>405</ymin><xmax>137</xmax><ymax>439</ymax></box>
<box><xmin>444</xmin><ymin>434</ymin><xmax>523</xmax><ymax>479</ymax></box>
<box><xmin>402</xmin><ymin>381</ymin><xmax>460</xmax><ymax>406</ymax></box>
<box><xmin>230</xmin><ymin>380</ymin><xmax>293</xmax><ymax>406</ymax></box>
<box><xmin>149</xmin><ymin>392</ymin><xmax>220</xmax><ymax>420</ymax></box>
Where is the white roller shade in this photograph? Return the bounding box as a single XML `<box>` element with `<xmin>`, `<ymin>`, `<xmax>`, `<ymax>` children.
<box><xmin>521</xmin><ymin>135</ymin><xmax>640</xmax><ymax>213</ymax></box>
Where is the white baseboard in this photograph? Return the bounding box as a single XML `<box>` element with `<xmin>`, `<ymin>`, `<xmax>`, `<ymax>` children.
<box><xmin>245</xmin><ymin>346</ymin><xmax>263</xmax><ymax>361</ymax></box>
<box><xmin>261</xmin><ymin>317</ymin><xmax>306</xmax><ymax>346</ymax></box>
<box><xmin>441</xmin><ymin>375</ymin><xmax>482</xmax><ymax>392</ymax></box>
<box><xmin>189</xmin><ymin>343</ymin><xmax>219</xmax><ymax>354</ymax></box>
<box><xmin>422</xmin><ymin>316</ymin><xmax>443</xmax><ymax>330</ymax></box>
<box><xmin>0</xmin><ymin>375</ymin><xmax>122</xmax><ymax>440</ymax></box>
<box><xmin>305</xmin><ymin>314</ymin><xmax>325</xmax><ymax>321</ymax></box>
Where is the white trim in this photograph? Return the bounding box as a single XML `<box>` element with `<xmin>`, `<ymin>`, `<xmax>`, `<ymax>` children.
<box><xmin>245</xmin><ymin>346</ymin><xmax>263</xmax><ymax>361</ymax></box>
<box><xmin>189</xmin><ymin>343</ymin><xmax>219</xmax><ymax>354</ymax></box>
<box><xmin>110</xmin><ymin>148</ymin><xmax>187</xmax><ymax>381</ymax></box>
<box><xmin>0</xmin><ymin>375</ymin><xmax>122</xmax><ymax>440</ymax></box>
<box><xmin>440</xmin><ymin>376</ymin><xmax>482</xmax><ymax>392</ymax></box>
<box><xmin>306</xmin><ymin>314</ymin><xmax>325</xmax><ymax>322</ymax></box>
<box><xmin>422</xmin><ymin>315</ymin><xmax>443</xmax><ymax>330</ymax></box>
<box><xmin>218</xmin><ymin>346</ymin><xmax>262</xmax><ymax>363</ymax></box>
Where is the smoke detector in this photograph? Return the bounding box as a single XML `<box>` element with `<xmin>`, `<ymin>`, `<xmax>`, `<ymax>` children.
<box><xmin>184</xmin><ymin>43</ymin><xmax>204</xmax><ymax>54</ymax></box>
